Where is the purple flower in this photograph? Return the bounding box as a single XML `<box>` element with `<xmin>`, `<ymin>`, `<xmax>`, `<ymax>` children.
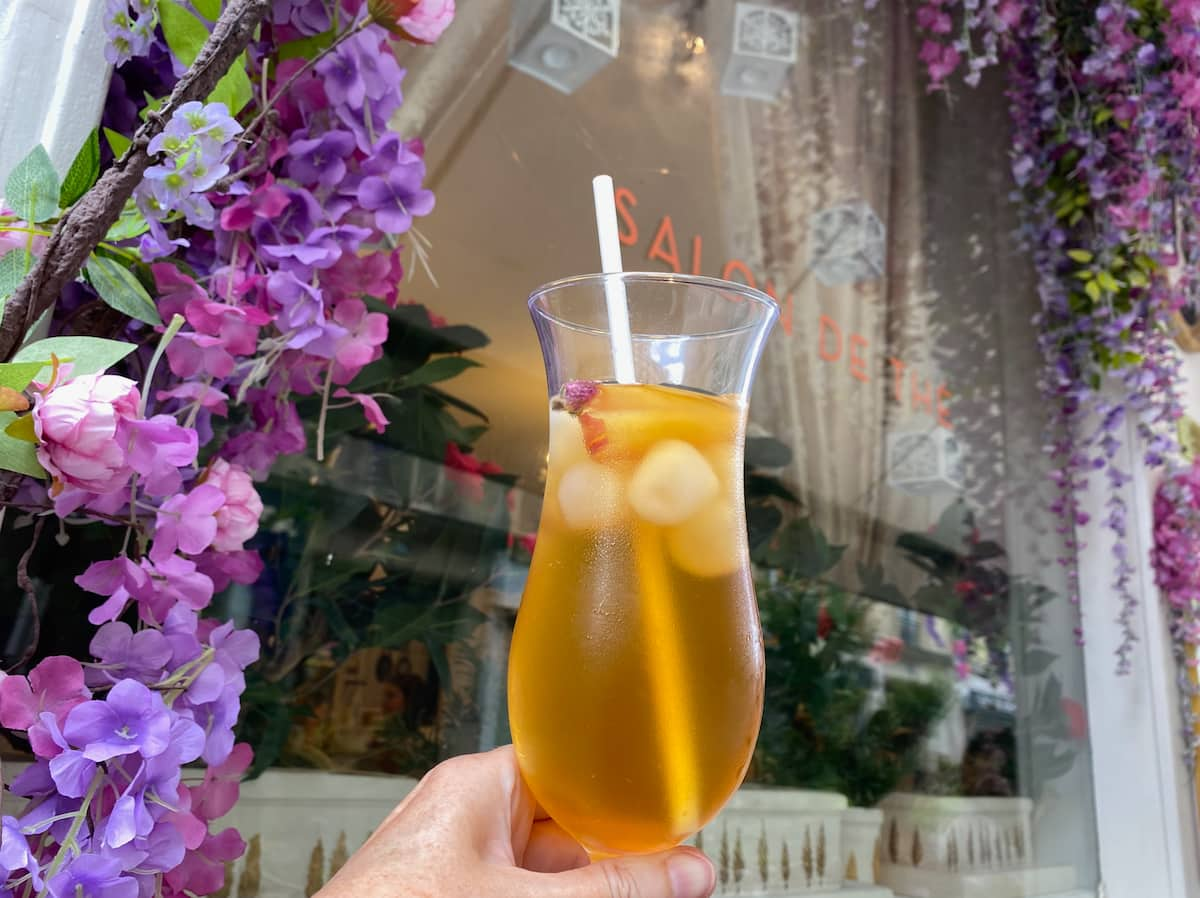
<box><xmin>40</xmin><ymin>713</ymin><xmax>99</xmax><ymax>798</ymax></box>
<box><xmin>1</xmin><ymin>815</ymin><xmax>44</xmax><ymax>890</ymax></box>
<box><xmin>357</xmin><ymin>165</ymin><xmax>435</xmax><ymax>234</ymax></box>
<box><xmin>63</xmin><ymin>679</ymin><xmax>172</xmax><ymax>762</ymax></box>
<box><xmin>47</xmin><ymin>853</ymin><xmax>138</xmax><ymax>898</ymax></box>
<box><xmin>287</xmin><ymin>129</ymin><xmax>356</xmax><ymax>187</ymax></box>
<box><xmin>89</xmin><ymin>622</ymin><xmax>172</xmax><ymax>685</ymax></box>
<box><xmin>273</xmin><ymin>0</ymin><xmax>331</xmax><ymax>35</ymax></box>
<box><xmin>266</xmin><ymin>270</ymin><xmax>330</xmax><ymax>348</ymax></box>
<box><xmin>151</xmin><ymin>484</ymin><xmax>226</xmax><ymax>563</ymax></box>
<box><xmin>127</xmin><ymin>414</ymin><xmax>200</xmax><ymax>496</ymax></box>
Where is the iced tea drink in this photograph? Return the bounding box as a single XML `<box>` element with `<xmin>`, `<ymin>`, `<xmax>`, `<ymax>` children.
<box><xmin>508</xmin><ymin>380</ymin><xmax>765</xmax><ymax>856</ymax></box>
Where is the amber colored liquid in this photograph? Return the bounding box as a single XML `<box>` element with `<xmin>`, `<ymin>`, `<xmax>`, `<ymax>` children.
<box><xmin>508</xmin><ymin>383</ymin><xmax>765</xmax><ymax>856</ymax></box>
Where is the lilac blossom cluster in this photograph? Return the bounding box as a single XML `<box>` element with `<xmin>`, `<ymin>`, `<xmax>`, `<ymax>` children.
<box><xmin>103</xmin><ymin>0</ymin><xmax>159</xmax><ymax>67</ymax></box>
<box><xmin>1152</xmin><ymin>458</ymin><xmax>1200</xmax><ymax>761</ymax></box>
<box><xmin>137</xmin><ymin>102</ymin><xmax>244</xmax><ymax>260</ymax></box>
<box><xmin>0</xmin><ymin>0</ymin><xmax>456</xmax><ymax>894</ymax></box>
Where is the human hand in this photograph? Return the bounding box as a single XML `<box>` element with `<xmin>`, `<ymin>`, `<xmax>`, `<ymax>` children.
<box><xmin>317</xmin><ymin>746</ymin><xmax>716</xmax><ymax>898</ymax></box>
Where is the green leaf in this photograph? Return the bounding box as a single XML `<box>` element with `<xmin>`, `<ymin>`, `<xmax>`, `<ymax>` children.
<box><xmin>13</xmin><ymin>336</ymin><xmax>136</xmax><ymax>380</ymax></box>
<box><xmin>1084</xmin><ymin>280</ymin><xmax>1102</xmax><ymax>302</ymax></box>
<box><xmin>0</xmin><ymin>360</ymin><xmax>51</xmax><ymax>391</ymax></box>
<box><xmin>104</xmin><ymin>128</ymin><xmax>132</xmax><ymax>158</ymax></box>
<box><xmin>277</xmin><ymin>29</ymin><xmax>336</xmax><ymax>61</ymax></box>
<box><xmin>159</xmin><ymin>0</ymin><xmax>210</xmax><ymax>67</ymax></box>
<box><xmin>1096</xmin><ymin>271</ymin><xmax>1121</xmax><ymax>293</ymax></box>
<box><xmin>85</xmin><ymin>256</ymin><xmax>162</xmax><ymax>326</ymax></box>
<box><xmin>0</xmin><ymin>412</ymin><xmax>45</xmax><ymax>478</ymax></box>
<box><xmin>5</xmin><ymin>145</ymin><xmax>60</xmax><ymax>223</ymax></box>
<box><xmin>4</xmin><ymin>412</ymin><xmax>35</xmax><ymax>443</ymax></box>
<box><xmin>0</xmin><ymin>249</ymin><xmax>33</xmax><ymax>311</ymax></box>
<box><xmin>59</xmin><ymin>130</ymin><xmax>100</xmax><ymax>208</ymax></box>
<box><xmin>1066</xmin><ymin>249</ymin><xmax>1093</xmax><ymax>264</ymax></box>
<box><xmin>208</xmin><ymin>53</ymin><xmax>254</xmax><ymax>113</ymax></box>
<box><xmin>106</xmin><ymin>205</ymin><xmax>151</xmax><ymax>242</ymax></box>
<box><xmin>397</xmin><ymin>356</ymin><xmax>481</xmax><ymax>388</ymax></box>
<box><xmin>1094</xmin><ymin>107</ymin><xmax>1114</xmax><ymax>125</ymax></box>
<box><xmin>192</xmin><ymin>0</ymin><xmax>221</xmax><ymax>18</ymax></box>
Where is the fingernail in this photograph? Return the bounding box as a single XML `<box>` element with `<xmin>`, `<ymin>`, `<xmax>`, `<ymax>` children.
<box><xmin>668</xmin><ymin>851</ymin><xmax>714</xmax><ymax>898</ymax></box>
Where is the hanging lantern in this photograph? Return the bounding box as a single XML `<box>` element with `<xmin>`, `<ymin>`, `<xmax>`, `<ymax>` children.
<box><xmin>509</xmin><ymin>0</ymin><xmax>621</xmax><ymax>95</ymax></box>
<box><xmin>886</xmin><ymin>428</ymin><xmax>964</xmax><ymax>495</ymax></box>
<box><xmin>719</xmin><ymin>2</ymin><xmax>801</xmax><ymax>102</ymax></box>
<box><xmin>809</xmin><ymin>199</ymin><xmax>887</xmax><ymax>287</ymax></box>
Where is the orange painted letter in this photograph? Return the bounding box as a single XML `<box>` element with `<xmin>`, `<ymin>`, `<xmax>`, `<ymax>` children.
<box><xmin>647</xmin><ymin>215</ymin><xmax>681</xmax><ymax>272</ymax></box>
<box><xmin>818</xmin><ymin>314</ymin><xmax>842</xmax><ymax>361</ymax></box>
<box><xmin>691</xmin><ymin>235</ymin><xmax>703</xmax><ymax>275</ymax></box>
<box><xmin>616</xmin><ymin>187</ymin><xmax>638</xmax><ymax>246</ymax></box>
<box><xmin>937</xmin><ymin>385</ymin><xmax>953</xmax><ymax>430</ymax></box>
<box><xmin>721</xmin><ymin>259</ymin><xmax>757</xmax><ymax>287</ymax></box>
<box><xmin>849</xmin><ymin>334</ymin><xmax>869</xmax><ymax>383</ymax></box>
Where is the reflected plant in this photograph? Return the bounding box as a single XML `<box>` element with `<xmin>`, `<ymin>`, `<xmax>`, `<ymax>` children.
<box><xmin>751</xmin><ymin>517</ymin><xmax>952</xmax><ymax>807</ymax></box>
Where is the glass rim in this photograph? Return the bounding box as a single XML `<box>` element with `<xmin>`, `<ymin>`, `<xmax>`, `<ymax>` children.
<box><xmin>528</xmin><ymin>271</ymin><xmax>780</xmax><ymax>339</ymax></box>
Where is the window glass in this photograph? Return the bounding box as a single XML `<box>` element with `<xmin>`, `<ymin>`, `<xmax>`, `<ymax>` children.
<box><xmin>1</xmin><ymin>0</ymin><xmax>1101</xmax><ymax>893</ymax></box>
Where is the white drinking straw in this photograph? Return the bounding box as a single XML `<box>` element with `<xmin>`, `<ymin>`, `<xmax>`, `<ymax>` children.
<box><xmin>591</xmin><ymin>175</ymin><xmax>637</xmax><ymax>384</ymax></box>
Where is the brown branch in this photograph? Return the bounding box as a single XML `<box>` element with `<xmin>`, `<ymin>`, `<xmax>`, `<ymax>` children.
<box><xmin>10</xmin><ymin>516</ymin><xmax>46</xmax><ymax>671</ymax></box>
<box><xmin>0</xmin><ymin>0</ymin><xmax>272</xmax><ymax>362</ymax></box>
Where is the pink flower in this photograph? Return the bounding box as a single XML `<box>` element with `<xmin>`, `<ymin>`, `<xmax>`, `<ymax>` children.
<box><xmin>334</xmin><ymin>388</ymin><xmax>389</xmax><ymax>432</ymax></box>
<box><xmin>77</xmin><ymin>556</ymin><xmax>153</xmax><ymax>625</ymax></box>
<box><xmin>518</xmin><ymin>533</ymin><xmax>537</xmax><ymax>555</ymax></box>
<box><xmin>306</xmin><ymin>298</ymin><xmax>388</xmax><ymax>384</ymax></box>
<box><xmin>127</xmin><ymin>415</ymin><xmax>200</xmax><ymax>497</ymax></box>
<box><xmin>398</xmin><ymin>0</ymin><xmax>455</xmax><ymax>43</ymax></box>
<box><xmin>444</xmin><ymin>441</ymin><xmax>503</xmax><ymax>503</ymax></box>
<box><xmin>0</xmin><ymin>656</ymin><xmax>90</xmax><ymax>732</ymax></box>
<box><xmin>157</xmin><ymin>383</ymin><xmax>231</xmax><ymax>417</ymax></box>
<box><xmin>183</xmin><ymin>301</ymin><xmax>272</xmax><ymax>356</ymax></box>
<box><xmin>202</xmin><ymin>460</ymin><xmax>263</xmax><ymax>552</ymax></box>
<box><xmin>191</xmin><ymin>742</ymin><xmax>253</xmax><ymax>822</ymax></box>
<box><xmin>868</xmin><ymin>636</ymin><xmax>905</xmax><ymax>665</ymax></box>
<box><xmin>322</xmin><ymin>247</ymin><xmax>404</xmax><ymax>303</ymax></box>
<box><xmin>32</xmin><ymin>373</ymin><xmax>140</xmax><ymax>494</ymax></box>
<box><xmin>192</xmin><ymin>549</ymin><xmax>264</xmax><ymax>593</ymax></box>
<box><xmin>167</xmin><ymin>332</ymin><xmax>237</xmax><ymax>379</ymax></box>
<box><xmin>163</xmin><ymin>827</ymin><xmax>245</xmax><ymax>897</ymax></box>
<box><xmin>152</xmin><ymin>484</ymin><xmax>227</xmax><ymax>562</ymax></box>
<box><xmin>218</xmin><ymin>179</ymin><xmax>290</xmax><ymax>232</ymax></box>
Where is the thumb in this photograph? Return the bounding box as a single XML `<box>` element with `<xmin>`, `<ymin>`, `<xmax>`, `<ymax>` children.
<box><xmin>542</xmin><ymin>846</ymin><xmax>715</xmax><ymax>898</ymax></box>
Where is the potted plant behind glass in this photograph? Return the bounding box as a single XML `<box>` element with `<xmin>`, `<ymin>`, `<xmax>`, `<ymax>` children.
<box><xmin>745</xmin><ymin>515</ymin><xmax>952</xmax><ymax>889</ymax></box>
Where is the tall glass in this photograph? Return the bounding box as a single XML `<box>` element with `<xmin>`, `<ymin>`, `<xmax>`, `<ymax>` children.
<box><xmin>508</xmin><ymin>273</ymin><xmax>778</xmax><ymax>857</ymax></box>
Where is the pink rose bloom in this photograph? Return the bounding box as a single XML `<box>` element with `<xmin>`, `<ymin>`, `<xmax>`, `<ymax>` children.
<box><xmin>32</xmin><ymin>374</ymin><xmax>140</xmax><ymax>494</ymax></box>
<box><xmin>204</xmin><ymin>459</ymin><xmax>264</xmax><ymax>552</ymax></box>
<box><xmin>399</xmin><ymin>0</ymin><xmax>455</xmax><ymax>43</ymax></box>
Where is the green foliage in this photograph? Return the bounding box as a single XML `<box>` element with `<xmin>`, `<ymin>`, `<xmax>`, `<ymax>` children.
<box><xmin>159</xmin><ymin>0</ymin><xmax>210</xmax><ymax>66</ymax></box>
<box><xmin>0</xmin><ymin>411</ymin><xmax>45</xmax><ymax>478</ymax></box>
<box><xmin>104</xmin><ymin>128</ymin><xmax>133</xmax><ymax>159</ymax></box>
<box><xmin>192</xmin><ymin>0</ymin><xmax>221</xmax><ymax>18</ymax></box>
<box><xmin>106</xmin><ymin>205</ymin><xmax>151</xmax><ymax>242</ymax></box>
<box><xmin>13</xmin><ymin>336</ymin><xmax>136</xmax><ymax>380</ymax></box>
<box><xmin>751</xmin><ymin>518</ymin><xmax>951</xmax><ymax>806</ymax></box>
<box><xmin>0</xmin><ymin>250</ymin><xmax>35</xmax><ymax>323</ymax></box>
<box><xmin>0</xmin><ymin>360</ymin><xmax>49</xmax><ymax>392</ymax></box>
<box><xmin>85</xmin><ymin>256</ymin><xmax>162</xmax><ymax>326</ymax></box>
<box><xmin>6</xmin><ymin>145</ymin><xmax>59</xmax><ymax>223</ymax></box>
<box><xmin>59</xmin><ymin>131</ymin><xmax>100</xmax><ymax>208</ymax></box>
<box><xmin>209</xmin><ymin>53</ymin><xmax>254</xmax><ymax>113</ymax></box>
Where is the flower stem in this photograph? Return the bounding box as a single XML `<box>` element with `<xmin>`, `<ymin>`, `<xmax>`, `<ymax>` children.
<box><xmin>140</xmin><ymin>314</ymin><xmax>186</xmax><ymax>418</ymax></box>
<box><xmin>316</xmin><ymin>362</ymin><xmax>334</xmax><ymax>462</ymax></box>
<box><xmin>35</xmin><ymin>769</ymin><xmax>103</xmax><ymax>898</ymax></box>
